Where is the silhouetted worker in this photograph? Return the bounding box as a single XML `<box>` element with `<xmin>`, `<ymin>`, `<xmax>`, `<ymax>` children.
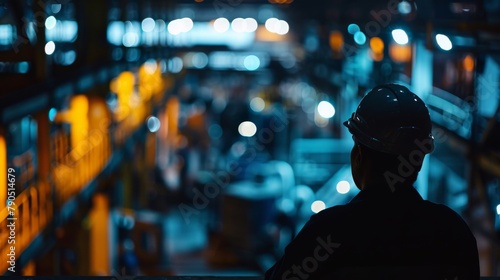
<box><xmin>265</xmin><ymin>84</ymin><xmax>479</xmax><ymax>279</ymax></box>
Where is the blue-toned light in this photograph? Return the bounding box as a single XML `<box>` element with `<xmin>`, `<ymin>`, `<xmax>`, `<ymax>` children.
<box><xmin>51</xmin><ymin>4</ymin><xmax>61</xmax><ymax>13</ymax></box>
<box><xmin>398</xmin><ymin>0</ymin><xmax>412</xmax><ymax>14</ymax></box>
<box><xmin>192</xmin><ymin>52</ymin><xmax>208</xmax><ymax>69</ymax></box>
<box><xmin>18</xmin><ymin>62</ymin><xmax>29</xmax><ymax>73</ymax></box>
<box><xmin>347</xmin><ymin>23</ymin><xmax>360</xmax><ymax>34</ymax></box>
<box><xmin>107</xmin><ymin>21</ymin><xmax>124</xmax><ymax>46</ymax></box>
<box><xmin>48</xmin><ymin>108</ymin><xmax>57</xmax><ymax>121</ymax></box>
<box><xmin>168</xmin><ymin>57</ymin><xmax>183</xmax><ymax>73</ymax></box>
<box><xmin>46</xmin><ymin>20</ymin><xmax>78</xmax><ymax>42</ymax></box>
<box><xmin>45</xmin><ymin>16</ymin><xmax>57</xmax><ymax>30</ymax></box>
<box><xmin>243</xmin><ymin>55</ymin><xmax>260</xmax><ymax>71</ymax></box>
<box><xmin>250</xmin><ymin>97</ymin><xmax>265</xmax><ymax>112</ymax></box>
<box><xmin>141</xmin><ymin>18</ymin><xmax>155</xmax><ymax>32</ymax></box>
<box><xmin>208</xmin><ymin>124</ymin><xmax>223</xmax><ymax>139</ymax></box>
<box><xmin>122</xmin><ymin>32</ymin><xmax>139</xmax><ymax>47</ymax></box>
<box><xmin>0</xmin><ymin>25</ymin><xmax>14</xmax><ymax>45</ymax></box>
<box><xmin>147</xmin><ymin>116</ymin><xmax>161</xmax><ymax>132</ymax></box>
<box><xmin>62</xmin><ymin>50</ymin><xmax>76</xmax><ymax>65</ymax></box>
<box><xmin>354</xmin><ymin>31</ymin><xmax>366</xmax><ymax>45</ymax></box>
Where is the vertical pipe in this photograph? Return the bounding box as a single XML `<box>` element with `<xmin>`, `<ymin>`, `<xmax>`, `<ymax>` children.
<box><xmin>34</xmin><ymin>1</ymin><xmax>47</xmax><ymax>82</ymax></box>
<box><xmin>35</xmin><ymin>111</ymin><xmax>50</xmax><ymax>183</ymax></box>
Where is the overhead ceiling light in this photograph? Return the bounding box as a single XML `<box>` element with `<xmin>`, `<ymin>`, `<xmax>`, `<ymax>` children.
<box><xmin>45</xmin><ymin>16</ymin><xmax>57</xmax><ymax>30</ymax></box>
<box><xmin>398</xmin><ymin>1</ymin><xmax>412</xmax><ymax>14</ymax></box>
<box><xmin>311</xmin><ymin>200</ymin><xmax>326</xmax><ymax>213</ymax></box>
<box><xmin>317</xmin><ymin>101</ymin><xmax>335</xmax><ymax>118</ymax></box>
<box><xmin>45</xmin><ymin>41</ymin><xmax>56</xmax><ymax>55</ymax></box>
<box><xmin>213</xmin><ymin>17</ymin><xmax>230</xmax><ymax>33</ymax></box>
<box><xmin>265</xmin><ymin>17</ymin><xmax>280</xmax><ymax>33</ymax></box>
<box><xmin>141</xmin><ymin>17</ymin><xmax>155</xmax><ymax>32</ymax></box>
<box><xmin>238</xmin><ymin>121</ymin><xmax>257</xmax><ymax>137</ymax></box>
<box><xmin>336</xmin><ymin>180</ymin><xmax>350</xmax><ymax>194</ymax></box>
<box><xmin>436</xmin><ymin>34</ymin><xmax>452</xmax><ymax>51</ymax></box>
<box><xmin>276</xmin><ymin>20</ymin><xmax>289</xmax><ymax>35</ymax></box>
<box><xmin>450</xmin><ymin>3</ymin><xmax>476</xmax><ymax>14</ymax></box>
<box><xmin>245</xmin><ymin>18</ymin><xmax>258</xmax><ymax>32</ymax></box>
<box><xmin>231</xmin><ymin>18</ymin><xmax>246</xmax><ymax>32</ymax></box>
<box><xmin>392</xmin><ymin>29</ymin><xmax>409</xmax><ymax>45</ymax></box>
<box><xmin>250</xmin><ymin>97</ymin><xmax>265</xmax><ymax>112</ymax></box>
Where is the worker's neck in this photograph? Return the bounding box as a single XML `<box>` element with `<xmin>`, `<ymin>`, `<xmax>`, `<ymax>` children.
<box><xmin>361</xmin><ymin>175</ymin><xmax>412</xmax><ymax>192</ymax></box>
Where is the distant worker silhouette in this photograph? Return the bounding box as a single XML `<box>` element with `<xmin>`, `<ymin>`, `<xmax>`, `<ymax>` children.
<box><xmin>265</xmin><ymin>84</ymin><xmax>479</xmax><ymax>279</ymax></box>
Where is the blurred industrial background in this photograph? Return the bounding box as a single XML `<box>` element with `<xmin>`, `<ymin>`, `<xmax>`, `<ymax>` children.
<box><xmin>0</xmin><ymin>0</ymin><xmax>499</xmax><ymax>277</ymax></box>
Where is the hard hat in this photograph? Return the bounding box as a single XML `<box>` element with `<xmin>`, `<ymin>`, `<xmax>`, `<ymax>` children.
<box><xmin>343</xmin><ymin>84</ymin><xmax>434</xmax><ymax>155</ymax></box>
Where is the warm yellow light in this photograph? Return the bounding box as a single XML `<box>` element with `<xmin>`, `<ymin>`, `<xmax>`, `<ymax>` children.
<box><xmin>138</xmin><ymin>60</ymin><xmax>162</xmax><ymax>101</ymax></box>
<box><xmin>463</xmin><ymin>55</ymin><xmax>474</xmax><ymax>72</ymax></box>
<box><xmin>69</xmin><ymin>95</ymin><xmax>89</xmax><ymax>149</ymax></box>
<box><xmin>370</xmin><ymin>50</ymin><xmax>384</xmax><ymax>62</ymax></box>
<box><xmin>145</xmin><ymin>132</ymin><xmax>156</xmax><ymax>167</ymax></box>
<box><xmin>255</xmin><ymin>26</ymin><xmax>287</xmax><ymax>42</ymax></box>
<box><xmin>89</xmin><ymin>194</ymin><xmax>109</xmax><ymax>275</ymax></box>
<box><xmin>270</xmin><ymin>0</ymin><xmax>293</xmax><ymax>3</ymax></box>
<box><xmin>389</xmin><ymin>43</ymin><xmax>412</xmax><ymax>63</ymax></box>
<box><xmin>167</xmin><ymin>97</ymin><xmax>179</xmax><ymax>140</ymax></box>
<box><xmin>88</xmin><ymin>97</ymin><xmax>110</xmax><ymax>138</ymax></box>
<box><xmin>0</xmin><ymin>133</ymin><xmax>6</xmax><ymax>206</ymax></box>
<box><xmin>370</xmin><ymin>37</ymin><xmax>384</xmax><ymax>53</ymax></box>
<box><xmin>329</xmin><ymin>31</ymin><xmax>344</xmax><ymax>53</ymax></box>
<box><xmin>114</xmin><ymin>71</ymin><xmax>135</xmax><ymax>105</ymax></box>
<box><xmin>22</xmin><ymin>261</ymin><xmax>35</xmax><ymax>276</ymax></box>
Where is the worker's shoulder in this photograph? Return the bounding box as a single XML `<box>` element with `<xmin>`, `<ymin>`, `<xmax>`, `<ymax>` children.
<box><xmin>311</xmin><ymin>198</ymin><xmax>469</xmax><ymax>225</ymax></box>
<box><xmin>420</xmin><ymin>199</ymin><xmax>471</xmax><ymax>227</ymax></box>
<box><xmin>309</xmin><ymin>203</ymin><xmax>360</xmax><ymax>223</ymax></box>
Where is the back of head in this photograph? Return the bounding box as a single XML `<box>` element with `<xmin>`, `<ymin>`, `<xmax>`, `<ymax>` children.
<box><xmin>344</xmin><ymin>84</ymin><xmax>434</xmax><ymax>187</ymax></box>
<box><xmin>344</xmin><ymin>84</ymin><xmax>434</xmax><ymax>155</ymax></box>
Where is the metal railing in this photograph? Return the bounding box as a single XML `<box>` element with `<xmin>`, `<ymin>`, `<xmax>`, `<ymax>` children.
<box><xmin>0</xmin><ymin>181</ymin><xmax>52</xmax><ymax>273</ymax></box>
<box><xmin>52</xmin><ymin>133</ymin><xmax>111</xmax><ymax>206</ymax></box>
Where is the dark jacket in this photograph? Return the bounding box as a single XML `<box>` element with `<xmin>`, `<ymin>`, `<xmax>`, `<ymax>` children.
<box><xmin>265</xmin><ymin>185</ymin><xmax>480</xmax><ymax>279</ymax></box>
